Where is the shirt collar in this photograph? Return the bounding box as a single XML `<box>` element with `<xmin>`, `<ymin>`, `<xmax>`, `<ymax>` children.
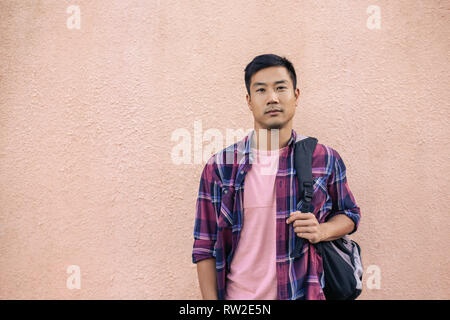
<box><xmin>239</xmin><ymin>128</ymin><xmax>298</xmax><ymax>164</ymax></box>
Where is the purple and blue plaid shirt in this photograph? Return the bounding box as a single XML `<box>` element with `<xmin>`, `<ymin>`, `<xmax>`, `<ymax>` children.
<box><xmin>192</xmin><ymin>129</ymin><xmax>361</xmax><ymax>300</ymax></box>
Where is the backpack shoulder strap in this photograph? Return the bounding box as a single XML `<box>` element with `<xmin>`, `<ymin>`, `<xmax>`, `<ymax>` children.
<box><xmin>294</xmin><ymin>137</ymin><xmax>318</xmax><ymax>211</ymax></box>
<box><xmin>291</xmin><ymin>136</ymin><xmax>318</xmax><ymax>259</ymax></box>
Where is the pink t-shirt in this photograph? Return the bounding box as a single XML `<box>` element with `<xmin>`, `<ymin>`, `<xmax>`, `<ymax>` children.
<box><xmin>225</xmin><ymin>146</ymin><xmax>286</xmax><ymax>300</ymax></box>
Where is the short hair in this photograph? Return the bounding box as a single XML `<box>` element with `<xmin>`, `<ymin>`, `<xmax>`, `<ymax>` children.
<box><xmin>244</xmin><ymin>54</ymin><xmax>297</xmax><ymax>97</ymax></box>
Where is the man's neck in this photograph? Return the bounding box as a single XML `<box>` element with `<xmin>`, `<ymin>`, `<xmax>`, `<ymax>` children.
<box><xmin>252</xmin><ymin>125</ymin><xmax>292</xmax><ymax>151</ymax></box>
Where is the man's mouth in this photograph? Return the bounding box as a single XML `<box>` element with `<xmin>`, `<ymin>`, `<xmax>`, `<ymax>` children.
<box><xmin>266</xmin><ymin>109</ymin><xmax>282</xmax><ymax>115</ymax></box>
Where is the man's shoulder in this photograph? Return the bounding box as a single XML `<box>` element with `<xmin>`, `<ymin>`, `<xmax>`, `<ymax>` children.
<box><xmin>201</xmin><ymin>134</ymin><xmax>249</xmax><ymax>184</ymax></box>
<box><xmin>205</xmin><ymin>133</ymin><xmax>249</xmax><ymax>167</ymax></box>
<box><xmin>294</xmin><ymin>132</ymin><xmax>340</xmax><ymax>158</ymax></box>
<box><xmin>308</xmin><ymin>139</ymin><xmax>344</xmax><ymax>175</ymax></box>
<box><xmin>314</xmin><ymin>141</ymin><xmax>340</xmax><ymax>159</ymax></box>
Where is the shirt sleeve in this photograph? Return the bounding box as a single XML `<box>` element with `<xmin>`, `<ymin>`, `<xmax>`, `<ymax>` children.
<box><xmin>192</xmin><ymin>158</ymin><xmax>220</xmax><ymax>264</ymax></box>
<box><xmin>326</xmin><ymin>149</ymin><xmax>361</xmax><ymax>234</ymax></box>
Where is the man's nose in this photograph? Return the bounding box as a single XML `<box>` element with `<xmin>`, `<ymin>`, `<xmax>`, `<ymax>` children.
<box><xmin>268</xmin><ymin>89</ymin><xmax>279</xmax><ymax>102</ymax></box>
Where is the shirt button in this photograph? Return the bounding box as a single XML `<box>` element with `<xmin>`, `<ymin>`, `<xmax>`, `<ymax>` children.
<box><xmin>240</xmin><ymin>171</ymin><xmax>245</xmax><ymax>175</ymax></box>
<box><xmin>223</xmin><ymin>189</ymin><xmax>228</xmax><ymax>194</ymax></box>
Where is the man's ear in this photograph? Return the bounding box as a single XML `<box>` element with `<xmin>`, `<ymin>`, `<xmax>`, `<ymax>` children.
<box><xmin>246</xmin><ymin>94</ymin><xmax>253</xmax><ymax>111</ymax></box>
<box><xmin>295</xmin><ymin>88</ymin><xmax>300</xmax><ymax>107</ymax></box>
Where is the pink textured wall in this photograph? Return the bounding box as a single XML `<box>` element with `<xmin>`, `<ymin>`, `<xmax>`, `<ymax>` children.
<box><xmin>0</xmin><ymin>0</ymin><xmax>449</xmax><ymax>299</ymax></box>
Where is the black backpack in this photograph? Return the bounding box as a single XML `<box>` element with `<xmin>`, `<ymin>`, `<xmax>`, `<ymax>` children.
<box><xmin>290</xmin><ymin>137</ymin><xmax>363</xmax><ymax>300</ymax></box>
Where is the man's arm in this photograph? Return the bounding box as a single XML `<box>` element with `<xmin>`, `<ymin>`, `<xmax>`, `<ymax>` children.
<box><xmin>196</xmin><ymin>258</ymin><xmax>218</xmax><ymax>300</ymax></box>
<box><xmin>325</xmin><ymin>148</ymin><xmax>361</xmax><ymax>234</ymax></box>
<box><xmin>192</xmin><ymin>158</ymin><xmax>220</xmax><ymax>299</ymax></box>
<box><xmin>286</xmin><ymin>149</ymin><xmax>360</xmax><ymax>243</ymax></box>
<box><xmin>286</xmin><ymin>212</ymin><xmax>354</xmax><ymax>243</ymax></box>
<box><xmin>318</xmin><ymin>214</ymin><xmax>354</xmax><ymax>241</ymax></box>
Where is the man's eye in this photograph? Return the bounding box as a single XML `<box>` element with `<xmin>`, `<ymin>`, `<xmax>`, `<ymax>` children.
<box><xmin>256</xmin><ymin>87</ymin><xmax>286</xmax><ymax>92</ymax></box>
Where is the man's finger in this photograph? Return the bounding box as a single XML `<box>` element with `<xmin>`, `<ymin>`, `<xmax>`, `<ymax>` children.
<box><xmin>296</xmin><ymin>232</ymin><xmax>313</xmax><ymax>241</ymax></box>
<box><xmin>286</xmin><ymin>212</ymin><xmax>315</xmax><ymax>224</ymax></box>
<box><xmin>294</xmin><ymin>226</ymin><xmax>317</xmax><ymax>234</ymax></box>
<box><xmin>293</xmin><ymin>219</ymin><xmax>317</xmax><ymax>227</ymax></box>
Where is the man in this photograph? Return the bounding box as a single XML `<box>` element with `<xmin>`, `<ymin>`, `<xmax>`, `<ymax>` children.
<box><xmin>192</xmin><ymin>54</ymin><xmax>361</xmax><ymax>300</ymax></box>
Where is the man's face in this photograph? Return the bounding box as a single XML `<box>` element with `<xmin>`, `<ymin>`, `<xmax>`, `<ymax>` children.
<box><xmin>246</xmin><ymin>66</ymin><xmax>300</xmax><ymax>130</ymax></box>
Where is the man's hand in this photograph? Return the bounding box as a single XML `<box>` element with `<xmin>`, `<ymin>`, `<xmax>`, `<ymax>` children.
<box><xmin>286</xmin><ymin>211</ymin><xmax>323</xmax><ymax>244</ymax></box>
<box><xmin>197</xmin><ymin>258</ymin><xmax>218</xmax><ymax>300</ymax></box>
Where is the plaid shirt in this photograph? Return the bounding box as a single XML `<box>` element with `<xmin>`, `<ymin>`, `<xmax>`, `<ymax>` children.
<box><xmin>192</xmin><ymin>129</ymin><xmax>361</xmax><ymax>300</ymax></box>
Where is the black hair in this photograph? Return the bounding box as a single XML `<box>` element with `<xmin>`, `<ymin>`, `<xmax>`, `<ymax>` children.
<box><xmin>244</xmin><ymin>54</ymin><xmax>297</xmax><ymax>98</ymax></box>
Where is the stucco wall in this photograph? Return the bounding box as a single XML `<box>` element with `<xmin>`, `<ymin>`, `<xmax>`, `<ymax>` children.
<box><xmin>0</xmin><ymin>0</ymin><xmax>449</xmax><ymax>299</ymax></box>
